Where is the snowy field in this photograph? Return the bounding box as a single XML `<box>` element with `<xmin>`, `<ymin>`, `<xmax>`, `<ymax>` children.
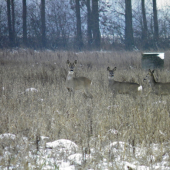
<box><xmin>1</xmin><ymin>133</ymin><xmax>170</xmax><ymax>170</ymax></box>
<box><xmin>0</xmin><ymin>49</ymin><xmax>170</xmax><ymax>169</ymax></box>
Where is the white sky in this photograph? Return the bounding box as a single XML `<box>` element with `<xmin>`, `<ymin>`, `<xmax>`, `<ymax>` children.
<box><xmin>141</xmin><ymin>0</ymin><xmax>170</xmax><ymax>9</ymax></box>
<box><xmin>131</xmin><ymin>0</ymin><xmax>170</xmax><ymax>9</ymax></box>
<box><xmin>156</xmin><ymin>0</ymin><xmax>170</xmax><ymax>9</ymax></box>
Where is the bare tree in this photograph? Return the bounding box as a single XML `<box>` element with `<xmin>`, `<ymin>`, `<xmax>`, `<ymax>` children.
<box><xmin>75</xmin><ymin>0</ymin><xmax>83</xmax><ymax>50</ymax></box>
<box><xmin>41</xmin><ymin>0</ymin><xmax>46</xmax><ymax>47</ymax></box>
<box><xmin>86</xmin><ymin>0</ymin><xmax>92</xmax><ymax>48</ymax></box>
<box><xmin>141</xmin><ymin>0</ymin><xmax>148</xmax><ymax>48</ymax></box>
<box><xmin>92</xmin><ymin>0</ymin><xmax>100</xmax><ymax>49</ymax></box>
<box><xmin>152</xmin><ymin>0</ymin><xmax>159</xmax><ymax>45</ymax></box>
<box><xmin>7</xmin><ymin>0</ymin><xmax>13</xmax><ymax>46</ymax></box>
<box><xmin>1</xmin><ymin>0</ymin><xmax>170</xmax><ymax>50</ymax></box>
<box><xmin>11</xmin><ymin>0</ymin><xmax>15</xmax><ymax>45</ymax></box>
<box><xmin>125</xmin><ymin>0</ymin><xmax>134</xmax><ymax>50</ymax></box>
<box><xmin>23</xmin><ymin>0</ymin><xmax>27</xmax><ymax>45</ymax></box>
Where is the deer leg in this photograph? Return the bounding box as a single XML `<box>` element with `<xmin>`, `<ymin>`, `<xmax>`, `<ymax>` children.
<box><xmin>84</xmin><ymin>89</ymin><xmax>93</xmax><ymax>99</ymax></box>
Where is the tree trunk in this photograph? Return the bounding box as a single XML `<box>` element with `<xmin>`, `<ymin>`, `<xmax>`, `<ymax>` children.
<box><xmin>87</xmin><ymin>0</ymin><xmax>92</xmax><ymax>48</ymax></box>
<box><xmin>141</xmin><ymin>0</ymin><xmax>148</xmax><ymax>48</ymax></box>
<box><xmin>41</xmin><ymin>0</ymin><xmax>46</xmax><ymax>47</ymax></box>
<box><xmin>23</xmin><ymin>0</ymin><xmax>27</xmax><ymax>46</ymax></box>
<box><xmin>75</xmin><ymin>0</ymin><xmax>83</xmax><ymax>50</ymax></box>
<box><xmin>7</xmin><ymin>0</ymin><xmax>13</xmax><ymax>47</ymax></box>
<box><xmin>153</xmin><ymin>0</ymin><xmax>159</xmax><ymax>42</ymax></box>
<box><xmin>125</xmin><ymin>0</ymin><xmax>134</xmax><ymax>50</ymax></box>
<box><xmin>11</xmin><ymin>0</ymin><xmax>15</xmax><ymax>45</ymax></box>
<box><xmin>92</xmin><ymin>0</ymin><xmax>100</xmax><ymax>49</ymax></box>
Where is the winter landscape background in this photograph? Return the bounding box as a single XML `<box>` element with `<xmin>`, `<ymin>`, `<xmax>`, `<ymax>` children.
<box><xmin>1</xmin><ymin>0</ymin><xmax>170</xmax><ymax>169</ymax></box>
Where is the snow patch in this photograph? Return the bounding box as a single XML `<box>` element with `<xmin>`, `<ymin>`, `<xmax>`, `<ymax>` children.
<box><xmin>0</xmin><ymin>133</ymin><xmax>16</xmax><ymax>140</ymax></box>
<box><xmin>46</xmin><ymin>139</ymin><xmax>78</xmax><ymax>152</ymax></box>
<box><xmin>25</xmin><ymin>88</ymin><xmax>38</xmax><ymax>92</ymax></box>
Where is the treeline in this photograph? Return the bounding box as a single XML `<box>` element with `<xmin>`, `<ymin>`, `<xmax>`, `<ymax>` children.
<box><xmin>0</xmin><ymin>0</ymin><xmax>170</xmax><ymax>50</ymax></box>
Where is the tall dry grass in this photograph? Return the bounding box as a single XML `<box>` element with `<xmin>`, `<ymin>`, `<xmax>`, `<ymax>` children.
<box><xmin>0</xmin><ymin>49</ymin><xmax>170</xmax><ymax>168</ymax></box>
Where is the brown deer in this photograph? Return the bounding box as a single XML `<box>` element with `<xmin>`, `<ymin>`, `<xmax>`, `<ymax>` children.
<box><xmin>66</xmin><ymin>60</ymin><xmax>92</xmax><ymax>98</ymax></box>
<box><xmin>107</xmin><ymin>67</ymin><xmax>142</xmax><ymax>98</ymax></box>
<box><xmin>144</xmin><ymin>69</ymin><xmax>170</xmax><ymax>95</ymax></box>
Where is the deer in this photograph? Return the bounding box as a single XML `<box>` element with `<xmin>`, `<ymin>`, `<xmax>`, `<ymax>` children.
<box><xmin>107</xmin><ymin>67</ymin><xmax>142</xmax><ymax>98</ymax></box>
<box><xmin>143</xmin><ymin>69</ymin><xmax>170</xmax><ymax>95</ymax></box>
<box><xmin>66</xmin><ymin>60</ymin><xmax>93</xmax><ymax>98</ymax></box>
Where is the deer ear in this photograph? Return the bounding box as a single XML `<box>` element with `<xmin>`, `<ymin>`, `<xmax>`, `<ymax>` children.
<box><xmin>66</xmin><ymin>60</ymin><xmax>70</xmax><ymax>64</ymax></box>
<box><xmin>107</xmin><ymin>67</ymin><xmax>110</xmax><ymax>71</ymax></box>
<box><xmin>113</xmin><ymin>67</ymin><xmax>117</xmax><ymax>71</ymax></box>
<box><xmin>74</xmin><ymin>60</ymin><xmax>77</xmax><ymax>64</ymax></box>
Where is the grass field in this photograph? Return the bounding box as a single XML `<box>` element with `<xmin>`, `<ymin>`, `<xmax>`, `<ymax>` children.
<box><xmin>0</xmin><ymin>49</ymin><xmax>170</xmax><ymax>169</ymax></box>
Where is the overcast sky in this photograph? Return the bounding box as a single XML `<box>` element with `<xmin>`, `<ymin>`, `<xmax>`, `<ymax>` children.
<box><xmin>156</xmin><ymin>0</ymin><xmax>170</xmax><ymax>9</ymax></box>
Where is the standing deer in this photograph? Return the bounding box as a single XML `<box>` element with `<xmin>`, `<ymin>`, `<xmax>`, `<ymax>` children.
<box><xmin>143</xmin><ymin>69</ymin><xmax>170</xmax><ymax>95</ymax></box>
<box><xmin>107</xmin><ymin>67</ymin><xmax>142</xmax><ymax>98</ymax></box>
<box><xmin>66</xmin><ymin>60</ymin><xmax>92</xmax><ymax>98</ymax></box>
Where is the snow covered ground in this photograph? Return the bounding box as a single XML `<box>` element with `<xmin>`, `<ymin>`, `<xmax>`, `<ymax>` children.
<box><xmin>0</xmin><ymin>133</ymin><xmax>170</xmax><ymax>170</ymax></box>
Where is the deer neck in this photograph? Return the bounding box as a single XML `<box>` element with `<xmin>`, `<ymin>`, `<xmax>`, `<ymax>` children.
<box><xmin>108</xmin><ymin>76</ymin><xmax>115</xmax><ymax>84</ymax></box>
<box><xmin>67</xmin><ymin>71</ymin><xmax>75</xmax><ymax>81</ymax></box>
<box><xmin>149</xmin><ymin>74</ymin><xmax>157</xmax><ymax>86</ymax></box>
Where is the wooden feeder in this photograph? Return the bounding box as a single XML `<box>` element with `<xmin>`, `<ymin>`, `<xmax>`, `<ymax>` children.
<box><xmin>142</xmin><ymin>53</ymin><xmax>164</xmax><ymax>69</ymax></box>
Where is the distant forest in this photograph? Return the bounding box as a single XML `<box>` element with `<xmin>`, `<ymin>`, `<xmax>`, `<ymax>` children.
<box><xmin>0</xmin><ymin>0</ymin><xmax>169</xmax><ymax>50</ymax></box>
